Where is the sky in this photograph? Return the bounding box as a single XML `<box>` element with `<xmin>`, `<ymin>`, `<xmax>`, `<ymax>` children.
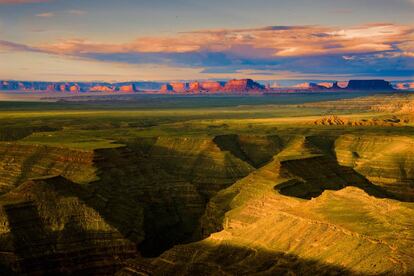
<box><xmin>0</xmin><ymin>0</ymin><xmax>413</xmax><ymax>82</ymax></box>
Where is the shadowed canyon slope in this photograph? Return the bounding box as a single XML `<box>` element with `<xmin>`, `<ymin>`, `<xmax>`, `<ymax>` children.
<box><xmin>0</xmin><ymin>131</ymin><xmax>413</xmax><ymax>274</ymax></box>
<box><xmin>121</xmin><ymin>136</ymin><xmax>414</xmax><ymax>275</ymax></box>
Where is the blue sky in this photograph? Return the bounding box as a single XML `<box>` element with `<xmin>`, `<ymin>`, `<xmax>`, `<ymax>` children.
<box><xmin>0</xmin><ymin>0</ymin><xmax>413</xmax><ymax>81</ymax></box>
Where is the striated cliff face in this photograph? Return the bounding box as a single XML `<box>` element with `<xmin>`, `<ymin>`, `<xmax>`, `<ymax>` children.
<box><xmin>0</xmin><ymin>143</ymin><xmax>96</xmax><ymax>194</ymax></box>
<box><xmin>0</xmin><ymin>177</ymin><xmax>137</xmax><ymax>275</ymax></box>
<box><xmin>162</xmin><ymin>79</ymin><xmax>264</xmax><ymax>93</ymax></box>
<box><xmin>335</xmin><ymin>134</ymin><xmax>414</xmax><ymax>200</ymax></box>
<box><xmin>160</xmin><ymin>83</ymin><xmax>173</xmax><ymax>92</ymax></box>
<box><xmin>0</xmin><ymin>136</ymin><xmax>257</xmax><ymax>273</ymax></box>
<box><xmin>90</xmin><ymin>85</ymin><xmax>115</xmax><ymax>92</ymax></box>
<box><xmin>1</xmin><ymin>134</ymin><xmax>414</xmax><ymax>275</ymax></box>
<box><xmin>201</xmin><ymin>80</ymin><xmax>224</xmax><ymax>91</ymax></box>
<box><xmin>170</xmin><ymin>82</ymin><xmax>189</xmax><ymax>93</ymax></box>
<box><xmin>188</xmin><ymin>81</ymin><xmax>202</xmax><ymax>92</ymax></box>
<box><xmin>121</xmin><ymin>154</ymin><xmax>414</xmax><ymax>275</ymax></box>
<box><xmin>118</xmin><ymin>84</ymin><xmax>137</xmax><ymax>92</ymax></box>
<box><xmin>395</xmin><ymin>82</ymin><xmax>414</xmax><ymax>90</ymax></box>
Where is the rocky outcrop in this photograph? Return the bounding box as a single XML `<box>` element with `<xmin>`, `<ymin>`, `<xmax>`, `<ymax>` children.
<box><xmin>293</xmin><ymin>82</ymin><xmax>326</xmax><ymax>90</ymax></box>
<box><xmin>160</xmin><ymin>83</ymin><xmax>173</xmax><ymax>92</ymax></box>
<box><xmin>0</xmin><ymin>81</ymin><xmax>148</xmax><ymax>93</ymax></box>
<box><xmin>303</xmin><ymin>93</ymin><xmax>414</xmax><ymax>114</ymax></box>
<box><xmin>170</xmin><ymin>82</ymin><xmax>189</xmax><ymax>93</ymax></box>
<box><xmin>188</xmin><ymin>81</ymin><xmax>202</xmax><ymax>92</ymax></box>
<box><xmin>394</xmin><ymin>82</ymin><xmax>414</xmax><ymax>90</ymax></box>
<box><xmin>223</xmin><ymin>79</ymin><xmax>264</xmax><ymax>91</ymax></box>
<box><xmin>121</xmin><ymin>152</ymin><xmax>414</xmax><ymax>275</ymax></box>
<box><xmin>0</xmin><ymin>143</ymin><xmax>96</xmax><ymax>194</ymax></box>
<box><xmin>317</xmin><ymin>82</ymin><xmax>334</xmax><ymax>88</ymax></box>
<box><xmin>0</xmin><ymin>177</ymin><xmax>137</xmax><ymax>275</ymax></box>
<box><xmin>69</xmin><ymin>84</ymin><xmax>81</xmax><ymax>92</ymax></box>
<box><xmin>201</xmin><ymin>80</ymin><xmax>224</xmax><ymax>91</ymax></box>
<box><xmin>90</xmin><ymin>85</ymin><xmax>115</xmax><ymax>92</ymax></box>
<box><xmin>0</xmin><ymin>132</ymin><xmax>414</xmax><ymax>275</ymax></box>
<box><xmin>346</xmin><ymin>79</ymin><xmax>394</xmax><ymax>90</ymax></box>
<box><xmin>118</xmin><ymin>84</ymin><xmax>137</xmax><ymax>92</ymax></box>
<box><xmin>335</xmin><ymin>134</ymin><xmax>414</xmax><ymax>200</ymax></box>
<box><xmin>161</xmin><ymin>79</ymin><xmax>263</xmax><ymax>93</ymax></box>
<box><xmin>312</xmin><ymin>115</ymin><xmax>411</xmax><ymax>126</ymax></box>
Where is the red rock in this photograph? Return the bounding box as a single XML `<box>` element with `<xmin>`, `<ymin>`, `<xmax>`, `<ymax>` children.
<box><xmin>395</xmin><ymin>82</ymin><xmax>414</xmax><ymax>90</ymax></box>
<box><xmin>90</xmin><ymin>85</ymin><xmax>114</xmax><ymax>92</ymax></box>
<box><xmin>189</xmin><ymin>81</ymin><xmax>203</xmax><ymax>92</ymax></box>
<box><xmin>223</xmin><ymin>79</ymin><xmax>265</xmax><ymax>91</ymax></box>
<box><xmin>160</xmin><ymin>84</ymin><xmax>174</xmax><ymax>92</ymax></box>
<box><xmin>318</xmin><ymin>82</ymin><xmax>334</xmax><ymax>88</ymax></box>
<box><xmin>170</xmin><ymin>82</ymin><xmax>189</xmax><ymax>92</ymax></box>
<box><xmin>119</xmin><ymin>84</ymin><xmax>137</xmax><ymax>92</ymax></box>
<box><xmin>201</xmin><ymin>81</ymin><xmax>223</xmax><ymax>91</ymax></box>
<box><xmin>58</xmin><ymin>84</ymin><xmax>68</xmax><ymax>92</ymax></box>
<box><xmin>69</xmin><ymin>84</ymin><xmax>81</xmax><ymax>93</ymax></box>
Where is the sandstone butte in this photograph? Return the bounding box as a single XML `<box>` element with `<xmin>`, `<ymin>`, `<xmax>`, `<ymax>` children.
<box><xmin>90</xmin><ymin>85</ymin><xmax>115</xmax><ymax>92</ymax></box>
<box><xmin>170</xmin><ymin>82</ymin><xmax>189</xmax><ymax>93</ymax></box>
<box><xmin>160</xmin><ymin>83</ymin><xmax>173</xmax><ymax>92</ymax></box>
<box><xmin>118</xmin><ymin>84</ymin><xmax>137</xmax><ymax>92</ymax></box>
<box><xmin>69</xmin><ymin>84</ymin><xmax>81</xmax><ymax>93</ymax></box>
<box><xmin>0</xmin><ymin>79</ymin><xmax>408</xmax><ymax>93</ymax></box>
<box><xmin>160</xmin><ymin>79</ymin><xmax>263</xmax><ymax>93</ymax></box>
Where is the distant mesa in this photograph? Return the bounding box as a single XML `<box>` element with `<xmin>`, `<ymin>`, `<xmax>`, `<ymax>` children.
<box><xmin>189</xmin><ymin>81</ymin><xmax>202</xmax><ymax>92</ymax></box>
<box><xmin>293</xmin><ymin>82</ymin><xmax>327</xmax><ymax>90</ymax></box>
<box><xmin>0</xmin><ymin>78</ymin><xmax>402</xmax><ymax>94</ymax></box>
<box><xmin>170</xmin><ymin>82</ymin><xmax>189</xmax><ymax>93</ymax></box>
<box><xmin>223</xmin><ymin>79</ymin><xmax>265</xmax><ymax>91</ymax></box>
<box><xmin>90</xmin><ymin>85</ymin><xmax>115</xmax><ymax>92</ymax></box>
<box><xmin>337</xmin><ymin>81</ymin><xmax>349</xmax><ymax>88</ymax></box>
<box><xmin>160</xmin><ymin>83</ymin><xmax>174</xmax><ymax>93</ymax></box>
<box><xmin>159</xmin><ymin>79</ymin><xmax>262</xmax><ymax>93</ymax></box>
<box><xmin>346</xmin><ymin>79</ymin><xmax>394</xmax><ymax>91</ymax></box>
<box><xmin>317</xmin><ymin>82</ymin><xmax>334</xmax><ymax>88</ymax></box>
<box><xmin>394</xmin><ymin>82</ymin><xmax>414</xmax><ymax>90</ymax></box>
<box><xmin>118</xmin><ymin>84</ymin><xmax>138</xmax><ymax>92</ymax></box>
<box><xmin>200</xmin><ymin>80</ymin><xmax>225</xmax><ymax>91</ymax></box>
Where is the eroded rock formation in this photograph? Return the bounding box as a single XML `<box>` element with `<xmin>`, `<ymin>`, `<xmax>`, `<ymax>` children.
<box><xmin>0</xmin><ymin>133</ymin><xmax>413</xmax><ymax>275</ymax></box>
<box><xmin>223</xmin><ymin>79</ymin><xmax>265</xmax><ymax>91</ymax></box>
<box><xmin>346</xmin><ymin>79</ymin><xmax>394</xmax><ymax>90</ymax></box>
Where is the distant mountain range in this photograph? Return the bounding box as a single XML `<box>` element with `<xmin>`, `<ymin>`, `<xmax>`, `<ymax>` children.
<box><xmin>0</xmin><ymin>79</ymin><xmax>408</xmax><ymax>94</ymax></box>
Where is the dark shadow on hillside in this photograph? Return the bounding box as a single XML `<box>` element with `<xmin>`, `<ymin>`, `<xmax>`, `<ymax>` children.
<box><xmin>213</xmin><ymin>134</ymin><xmax>283</xmax><ymax>168</ymax></box>
<box><xmin>48</xmin><ymin>140</ymin><xmax>253</xmax><ymax>257</ymax></box>
<box><xmin>119</xmin><ymin>242</ymin><xmax>366</xmax><ymax>275</ymax></box>
<box><xmin>3</xmin><ymin>199</ymin><xmax>136</xmax><ymax>275</ymax></box>
<box><xmin>275</xmin><ymin>155</ymin><xmax>397</xmax><ymax>200</ymax></box>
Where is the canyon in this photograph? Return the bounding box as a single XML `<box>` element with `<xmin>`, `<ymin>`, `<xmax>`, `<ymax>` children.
<box><xmin>0</xmin><ymin>93</ymin><xmax>413</xmax><ymax>275</ymax></box>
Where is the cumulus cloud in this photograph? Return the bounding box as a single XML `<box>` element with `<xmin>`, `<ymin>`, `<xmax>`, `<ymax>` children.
<box><xmin>1</xmin><ymin>23</ymin><xmax>413</xmax><ymax>77</ymax></box>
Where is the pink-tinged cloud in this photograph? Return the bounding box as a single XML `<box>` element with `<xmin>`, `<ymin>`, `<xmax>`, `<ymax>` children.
<box><xmin>30</xmin><ymin>23</ymin><xmax>413</xmax><ymax>58</ymax></box>
<box><xmin>1</xmin><ymin>23</ymin><xmax>413</xmax><ymax>78</ymax></box>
